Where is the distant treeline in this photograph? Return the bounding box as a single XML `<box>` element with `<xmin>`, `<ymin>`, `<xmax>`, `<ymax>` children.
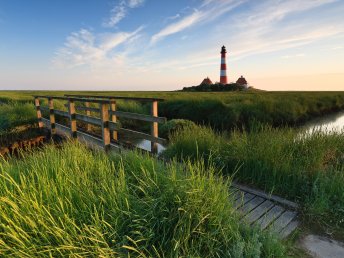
<box><xmin>181</xmin><ymin>83</ymin><xmax>247</xmax><ymax>92</ymax></box>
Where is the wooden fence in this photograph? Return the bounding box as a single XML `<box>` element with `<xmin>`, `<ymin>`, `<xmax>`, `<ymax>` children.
<box><xmin>34</xmin><ymin>95</ymin><xmax>167</xmax><ymax>153</ymax></box>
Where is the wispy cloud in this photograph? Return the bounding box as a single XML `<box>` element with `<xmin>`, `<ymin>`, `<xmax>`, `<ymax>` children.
<box><xmin>281</xmin><ymin>53</ymin><xmax>305</xmax><ymax>59</ymax></box>
<box><xmin>151</xmin><ymin>10</ymin><xmax>203</xmax><ymax>44</ymax></box>
<box><xmin>145</xmin><ymin>0</ymin><xmax>343</xmax><ymax>74</ymax></box>
<box><xmin>103</xmin><ymin>0</ymin><xmax>145</xmax><ymax>28</ymax></box>
<box><xmin>53</xmin><ymin>27</ymin><xmax>143</xmax><ymax>69</ymax></box>
<box><xmin>150</xmin><ymin>0</ymin><xmax>244</xmax><ymax>44</ymax></box>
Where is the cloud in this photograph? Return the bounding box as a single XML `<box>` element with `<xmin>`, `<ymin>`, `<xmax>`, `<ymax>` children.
<box><xmin>53</xmin><ymin>27</ymin><xmax>143</xmax><ymax>69</ymax></box>
<box><xmin>103</xmin><ymin>0</ymin><xmax>145</xmax><ymax>28</ymax></box>
<box><xmin>150</xmin><ymin>0</ymin><xmax>244</xmax><ymax>44</ymax></box>
<box><xmin>281</xmin><ymin>53</ymin><xmax>305</xmax><ymax>59</ymax></box>
<box><xmin>151</xmin><ymin>11</ymin><xmax>204</xmax><ymax>44</ymax></box>
<box><xmin>145</xmin><ymin>0</ymin><xmax>343</xmax><ymax>74</ymax></box>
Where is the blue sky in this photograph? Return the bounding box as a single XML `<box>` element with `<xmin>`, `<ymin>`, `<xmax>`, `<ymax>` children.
<box><xmin>0</xmin><ymin>0</ymin><xmax>343</xmax><ymax>91</ymax></box>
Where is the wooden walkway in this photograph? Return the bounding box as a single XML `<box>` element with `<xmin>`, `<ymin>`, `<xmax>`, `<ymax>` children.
<box><xmin>230</xmin><ymin>184</ymin><xmax>299</xmax><ymax>238</ymax></box>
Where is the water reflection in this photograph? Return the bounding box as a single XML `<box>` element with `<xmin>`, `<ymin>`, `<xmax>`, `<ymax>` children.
<box><xmin>119</xmin><ymin>133</ymin><xmax>166</xmax><ymax>154</ymax></box>
<box><xmin>302</xmin><ymin>111</ymin><xmax>344</xmax><ymax>134</ymax></box>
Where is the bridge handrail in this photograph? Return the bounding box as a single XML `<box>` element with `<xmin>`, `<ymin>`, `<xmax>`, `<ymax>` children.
<box><xmin>34</xmin><ymin>95</ymin><xmax>166</xmax><ymax>153</ymax></box>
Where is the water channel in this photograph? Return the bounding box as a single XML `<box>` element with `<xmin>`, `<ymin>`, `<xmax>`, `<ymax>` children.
<box><xmin>302</xmin><ymin>110</ymin><xmax>344</xmax><ymax>134</ymax></box>
<box><xmin>125</xmin><ymin>110</ymin><xmax>344</xmax><ymax>154</ymax></box>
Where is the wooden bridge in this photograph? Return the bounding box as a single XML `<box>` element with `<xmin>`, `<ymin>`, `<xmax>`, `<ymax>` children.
<box><xmin>34</xmin><ymin>94</ymin><xmax>167</xmax><ymax>153</ymax></box>
<box><xmin>33</xmin><ymin>94</ymin><xmax>299</xmax><ymax>238</ymax></box>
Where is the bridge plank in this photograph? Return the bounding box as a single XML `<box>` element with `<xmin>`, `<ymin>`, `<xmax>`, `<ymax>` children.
<box><xmin>269</xmin><ymin>210</ymin><xmax>297</xmax><ymax>233</ymax></box>
<box><xmin>279</xmin><ymin>220</ymin><xmax>299</xmax><ymax>239</ymax></box>
<box><xmin>234</xmin><ymin>192</ymin><xmax>255</xmax><ymax>209</ymax></box>
<box><xmin>239</xmin><ymin>196</ymin><xmax>265</xmax><ymax>216</ymax></box>
<box><xmin>255</xmin><ymin>205</ymin><xmax>285</xmax><ymax>230</ymax></box>
<box><xmin>244</xmin><ymin>200</ymin><xmax>274</xmax><ymax>224</ymax></box>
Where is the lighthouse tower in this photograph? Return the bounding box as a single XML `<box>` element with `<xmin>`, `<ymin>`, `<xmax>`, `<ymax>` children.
<box><xmin>220</xmin><ymin>45</ymin><xmax>228</xmax><ymax>84</ymax></box>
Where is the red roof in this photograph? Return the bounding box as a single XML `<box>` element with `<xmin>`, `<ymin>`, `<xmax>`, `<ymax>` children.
<box><xmin>236</xmin><ymin>76</ymin><xmax>248</xmax><ymax>85</ymax></box>
<box><xmin>200</xmin><ymin>77</ymin><xmax>213</xmax><ymax>85</ymax></box>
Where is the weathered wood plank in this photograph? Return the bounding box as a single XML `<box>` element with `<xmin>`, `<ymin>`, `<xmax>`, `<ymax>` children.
<box><xmin>75</xmin><ymin>114</ymin><xmax>102</xmax><ymax>127</ymax></box>
<box><xmin>41</xmin><ymin>118</ymin><xmax>120</xmax><ymax>151</ymax></box>
<box><xmin>232</xmin><ymin>183</ymin><xmax>298</xmax><ymax>209</ymax></box>
<box><xmin>239</xmin><ymin>196</ymin><xmax>265</xmax><ymax>216</ymax></box>
<box><xmin>34</xmin><ymin>97</ymin><xmax>44</xmax><ymax>128</ymax></box>
<box><xmin>111</xmin><ymin>110</ymin><xmax>166</xmax><ymax>124</ymax></box>
<box><xmin>54</xmin><ymin>110</ymin><xmax>69</xmax><ymax>118</ymax></box>
<box><xmin>65</xmin><ymin>94</ymin><xmax>164</xmax><ymax>102</ymax></box>
<box><xmin>279</xmin><ymin>220</ymin><xmax>299</xmax><ymax>239</ymax></box>
<box><xmin>269</xmin><ymin>210</ymin><xmax>297</xmax><ymax>233</ymax></box>
<box><xmin>151</xmin><ymin>100</ymin><xmax>159</xmax><ymax>154</ymax></box>
<box><xmin>64</xmin><ymin>105</ymin><xmax>166</xmax><ymax>123</ymax></box>
<box><xmin>234</xmin><ymin>192</ymin><xmax>255</xmax><ymax>209</ymax></box>
<box><xmin>35</xmin><ymin>95</ymin><xmax>110</xmax><ymax>103</ymax></box>
<box><xmin>85</xmin><ymin>102</ymin><xmax>91</xmax><ymax>132</ymax></box>
<box><xmin>68</xmin><ymin>100</ymin><xmax>77</xmax><ymax>139</ymax></box>
<box><xmin>48</xmin><ymin>98</ymin><xmax>56</xmax><ymax>135</ymax></box>
<box><xmin>110</xmin><ymin>99</ymin><xmax>118</xmax><ymax>141</ymax></box>
<box><xmin>100</xmin><ymin>103</ymin><xmax>110</xmax><ymax>151</ymax></box>
<box><xmin>255</xmin><ymin>205</ymin><xmax>285</xmax><ymax>230</ymax></box>
<box><xmin>244</xmin><ymin>200</ymin><xmax>274</xmax><ymax>224</ymax></box>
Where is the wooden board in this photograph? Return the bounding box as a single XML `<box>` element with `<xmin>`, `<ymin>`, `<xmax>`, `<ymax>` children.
<box><xmin>243</xmin><ymin>200</ymin><xmax>275</xmax><ymax>223</ymax></box>
<box><xmin>231</xmin><ymin>184</ymin><xmax>299</xmax><ymax>238</ymax></box>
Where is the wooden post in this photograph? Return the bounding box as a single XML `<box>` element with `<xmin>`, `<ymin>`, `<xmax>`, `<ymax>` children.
<box><xmin>68</xmin><ymin>100</ymin><xmax>77</xmax><ymax>139</ymax></box>
<box><xmin>34</xmin><ymin>97</ymin><xmax>43</xmax><ymax>129</ymax></box>
<box><xmin>85</xmin><ymin>101</ymin><xmax>91</xmax><ymax>132</ymax></box>
<box><xmin>151</xmin><ymin>100</ymin><xmax>158</xmax><ymax>154</ymax></box>
<box><xmin>100</xmin><ymin>102</ymin><xmax>110</xmax><ymax>152</ymax></box>
<box><xmin>48</xmin><ymin>97</ymin><xmax>56</xmax><ymax>135</ymax></box>
<box><xmin>110</xmin><ymin>98</ymin><xmax>118</xmax><ymax>141</ymax></box>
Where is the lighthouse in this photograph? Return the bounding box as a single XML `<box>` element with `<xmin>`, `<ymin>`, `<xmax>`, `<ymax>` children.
<box><xmin>220</xmin><ymin>45</ymin><xmax>228</xmax><ymax>84</ymax></box>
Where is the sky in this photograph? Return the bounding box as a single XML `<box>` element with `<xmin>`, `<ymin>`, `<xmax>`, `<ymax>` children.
<box><xmin>0</xmin><ymin>0</ymin><xmax>343</xmax><ymax>91</ymax></box>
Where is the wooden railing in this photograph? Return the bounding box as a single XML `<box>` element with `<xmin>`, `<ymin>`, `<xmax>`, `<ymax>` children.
<box><xmin>33</xmin><ymin>95</ymin><xmax>167</xmax><ymax>153</ymax></box>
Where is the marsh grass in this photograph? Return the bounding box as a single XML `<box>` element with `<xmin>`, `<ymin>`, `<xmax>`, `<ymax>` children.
<box><xmin>0</xmin><ymin>142</ymin><xmax>286</xmax><ymax>257</ymax></box>
<box><xmin>1</xmin><ymin>91</ymin><xmax>344</xmax><ymax>131</ymax></box>
<box><xmin>163</xmin><ymin>124</ymin><xmax>344</xmax><ymax>231</ymax></box>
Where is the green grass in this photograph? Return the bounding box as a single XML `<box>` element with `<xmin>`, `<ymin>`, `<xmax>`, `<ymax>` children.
<box><xmin>0</xmin><ymin>142</ymin><xmax>286</xmax><ymax>257</ymax></box>
<box><xmin>163</xmin><ymin>124</ymin><xmax>344</xmax><ymax>234</ymax></box>
<box><xmin>0</xmin><ymin>102</ymin><xmax>37</xmax><ymax>134</ymax></box>
<box><xmin>1</xmin><ymin>90</ymin><xmax>344</xmax><ymax>131</ymax></box>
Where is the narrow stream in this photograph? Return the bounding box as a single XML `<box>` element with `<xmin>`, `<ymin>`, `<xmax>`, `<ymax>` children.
<box><xmin>302</xmin><ymin>110</ymin><xmax>344</xmax><ymax>134</ymax></box>
<box><xmin>121</xmin><ymin>110</ymin><xmax>344</xmax><ymax>153</ymax></box>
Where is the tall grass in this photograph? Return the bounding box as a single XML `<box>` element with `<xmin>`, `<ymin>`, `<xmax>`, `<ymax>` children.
<box><xmin>163</xmin><ymin>125</ymin><xmax>344</xmax><ymax>231</ymax></box>
<box><xmin>0</xmin><ymin>142</ymin><xmax>286</xmax><ymax>257</ymax></box>
<box><xmin>159</xmin><ymin>92</ymin><xmax>344</xmax><ymax>130</ymax></box>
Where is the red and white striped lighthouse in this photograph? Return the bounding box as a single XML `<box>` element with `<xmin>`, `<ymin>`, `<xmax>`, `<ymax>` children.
<box><xmin>220</xmin><ymin>45</ymin><xmax>228</xmax><ymax>84</ymax></box>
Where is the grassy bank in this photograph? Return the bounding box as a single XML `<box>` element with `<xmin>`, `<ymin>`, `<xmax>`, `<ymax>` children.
<box><xmin>163</xmin><ymin>125</ymin><xmax>344</xmax><ymax>233</ymax></box>
<box><xmin>0</xmin><ymin>142</ymin><xmax>286</xmax><ymax>257</ymax></box>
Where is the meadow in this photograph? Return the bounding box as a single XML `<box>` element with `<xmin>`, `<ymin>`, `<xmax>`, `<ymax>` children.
<box><xmin>0</xmin><ymin>90</ymin><xmax>344</xmax><ymax>256</ymax></box>
<box><xmin>1</xmin><ymin>90</ymin><xmax>344</xmax><ymax>131</ymax></box>
<box><xmin>163</xmin><ymin>124</ymin><xmax>344</xmax><ymax>236</ymax></box>
<box><xmin>0</xmin><ymin>142</ymin><xmax>286</xmax><ymax>257</ymax></box>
